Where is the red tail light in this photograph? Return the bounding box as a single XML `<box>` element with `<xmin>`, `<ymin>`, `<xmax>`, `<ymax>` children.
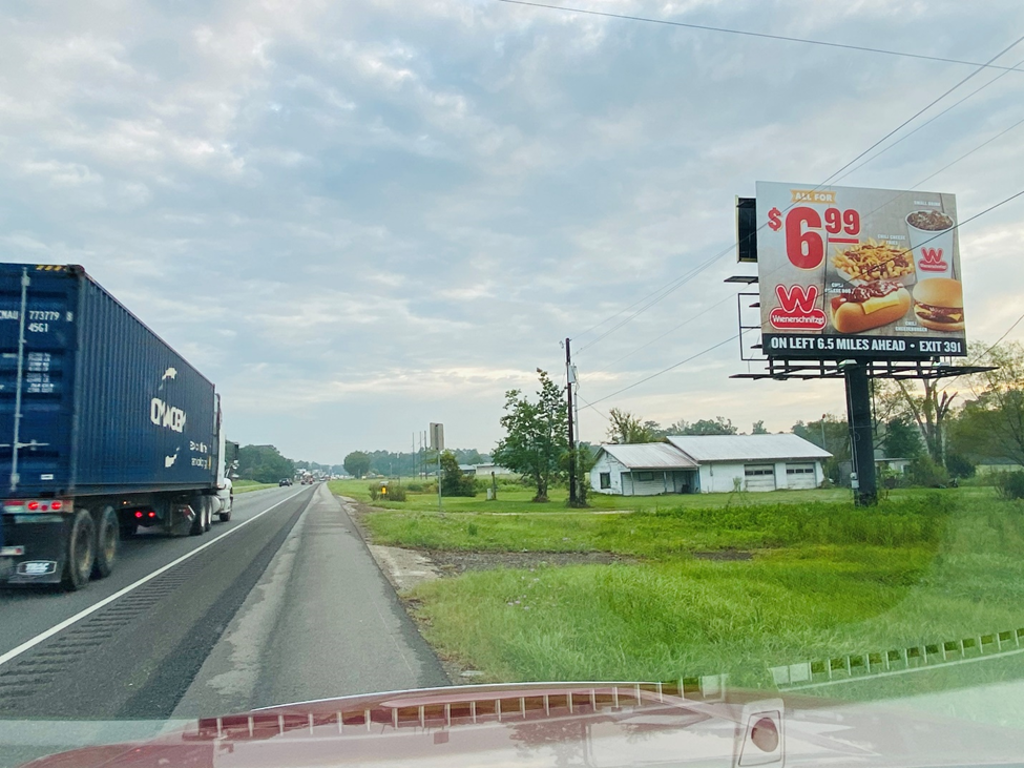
<box><xmin>50</xmin><ymin>501</ymin><xmax>62</xmax><ymax>511</ymax></box>
<box><xmin>148</xmin><ymin>511</ymin><xmax>156</xmax><ymax>518</ymax></box>
<box><xmin>135</xmin><ymin>511</ymin><xmax>144</xmax><ymax>519</ymax></box>
<box><xmin>27</xmin><ymin>501</ymin><xmax>40</xmax><ymax>511</ymax></box>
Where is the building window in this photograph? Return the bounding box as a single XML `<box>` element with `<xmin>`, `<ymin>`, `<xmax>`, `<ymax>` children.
<box><xmin>636</xmin><ymin>471</ymin><xmax>655</xmax><ymax>482</ymax></box>
<box><xmin>786</xmin><ymin>467</ymin><xmax>814</xmax><ymax>474</ymax></box>
<box><xmin>600</xmin><ymin>472</ymin><xmax>611</xmax><ymax>489</ymax></box>
<box><xmin>745</xmin><ymin>468</ymin><xmax>774</xmax><ymax>476</ymax></box>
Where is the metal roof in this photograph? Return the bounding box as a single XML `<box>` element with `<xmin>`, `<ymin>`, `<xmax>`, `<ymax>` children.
<box><xmin>598</xmin><ymin>442</ymin><xmax>699</xmax><ymax>470</ymax></box>
<box><xmin>665</xmin><ymin>434</ymin><xmax>832</xmax><ymax>463</ymax></box>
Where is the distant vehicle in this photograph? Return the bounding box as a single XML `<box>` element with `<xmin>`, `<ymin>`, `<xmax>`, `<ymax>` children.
<box><xmin>279</xmin><ymin>478</ymin><xmax>292</xmax><ymax>487</ymax></box>
<box><xmin>0</xmin><ymin>264</ymin><xmax>233</xmax><ymax>590</ymax></box>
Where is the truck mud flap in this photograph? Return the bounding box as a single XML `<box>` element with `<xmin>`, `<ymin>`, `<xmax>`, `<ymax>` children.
<box><xmin>0</xmin><ymin>514</ymin><xmax>70</xmax><ymax>586</ymax></box>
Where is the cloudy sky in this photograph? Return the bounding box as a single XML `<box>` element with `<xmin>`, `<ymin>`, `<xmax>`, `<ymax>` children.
<box><xmin>2</xmin><ymin>0</ymin><xmax>1022</xmax><ymax>463</ymax></box>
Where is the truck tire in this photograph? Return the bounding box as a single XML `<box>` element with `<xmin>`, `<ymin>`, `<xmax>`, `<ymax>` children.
<box><xmin>62</xmin><ymin>509</ymin><xmax>96</xmax><ymax>590</ymax></box>
<box><xmin>188</xmin><ymin>501</ymin><xmax>204</xmax><ymax>536</ymax></box>
<box><xmin>218</xmin><ymin>504</ymin><xmax>231</xmax><ymax>523</ymax></box>
<box><xmin>203</xmin><ymin>500</ymin><xmax>212</xmax><ymax>532</ymax></box>
<box><xmin>93</xmin><ymin>506</ymin><xmax>119</xmax><ymax>579</ymax></box>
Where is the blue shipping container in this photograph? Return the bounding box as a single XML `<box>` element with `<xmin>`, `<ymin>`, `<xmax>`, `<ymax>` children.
<box><xmin>0</xmin><ymin>264</ymin><xmax>218</xmax><ymax>498</ymax></box>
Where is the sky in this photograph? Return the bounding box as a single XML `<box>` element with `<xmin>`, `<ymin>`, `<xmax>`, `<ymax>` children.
<box><xmin>1</xmin><ymin>0</ymin><xmax>1022</xmax><ymax>464</ymax></box>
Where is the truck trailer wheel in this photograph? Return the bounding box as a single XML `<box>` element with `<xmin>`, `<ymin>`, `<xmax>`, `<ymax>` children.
<box><xmin>188</xmin><ymin>502</ymin><xmax>204</xmax><ymax>536</ymax></box>
<box><xmin>203</xmin><ymin>500</ymin><xmax>212</xmax><ymax>532</ymax></box>
<box><xmin>92</xmin><ymin>506</ymin><xmax>119</xmax><ymax>579</ymax></box>
<box><xmin>63</xmin><ymin>509</ymin><xmax>96</xmax><ymax>590</ymax></box>
<box><xmin>218</xmin><ymin>506</ymin><xmax>231</xmax><ymax>523</ymax></box>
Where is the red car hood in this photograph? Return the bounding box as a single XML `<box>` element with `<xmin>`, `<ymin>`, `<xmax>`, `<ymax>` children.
<box><xmin>16</xmin><ymin>681</ymin><xmax>1024</xmax><ymax>768</ymax></box>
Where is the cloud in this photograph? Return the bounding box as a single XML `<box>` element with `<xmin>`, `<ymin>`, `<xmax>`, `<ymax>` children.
<box><xmin>1</xmin><ymin>0</ymin><xmax>1022</xmax><ymax>460</ymax></box>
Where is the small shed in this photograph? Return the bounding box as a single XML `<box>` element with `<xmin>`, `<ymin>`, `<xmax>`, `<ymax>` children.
<box><xmin>590</xmin><ymin>443</ymin><xmax>700</xmax><ymax>496</ymax></box>
<box><xmin>665</xmin><ymin>434</ymin><xmax>831</xmax><ymax>493</ymax></box>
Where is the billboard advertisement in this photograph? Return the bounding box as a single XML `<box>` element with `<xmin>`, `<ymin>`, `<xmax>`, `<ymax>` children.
<box><xmin>756</xmin><ymin>181</ymin><xmax>966</xmax><ymax>359</ymax></box>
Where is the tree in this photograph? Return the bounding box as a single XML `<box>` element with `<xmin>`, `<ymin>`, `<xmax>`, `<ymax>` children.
<box><xmin>236</xmin><ymin>444</ymin><xmax>295</xmax><ymax>484</ymax></box>
<box><xmin>963</xmin><ymin>341</ymin><xmax>1024</xmax><ymax>466</ymax></box>
<box><xmin>667</xmin><ymin>417</ymin><xmax>738</xmax><ymax>436</ymax></box>
<box><xmin>792</xmin><ymin>415</ymin><xmax>849</xmax><ymax>483</ymax></box>
<box><xmin>882</xmin><ymin>415</ymin><xmax>924</xmax><ymax>459</ymax></box>
<box><xmin>439</xmin><ymin>450</ymin><xmax>477</xmax><ymax>496</ymax></box>
<box><xmin>892</xmin><ymin>379</ymin><xmax>957</xmax><ymax>466</ymax></box>
<box><xmin>492</xmin><ymin>369</ymin><xmax>569</xmax><ymax>502</ymax></box>
<box><xmin>606</xmin><ymin>408</ymin><xmax>659</xmax><ymax>444</ymax></box>
<box><xmin>343</xmin><ymin>451</ymin><xmax>371</xmax><ymax>478</ymax></box>
<box><xmin>751</xmin><ymin>420</ymin><xmax>768</xmax><ymax>434</ymax></box>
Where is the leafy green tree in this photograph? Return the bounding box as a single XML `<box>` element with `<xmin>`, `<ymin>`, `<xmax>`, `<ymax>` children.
<box><xmin>440</xmin><ymin>450</ymin><xmax>477</xmax><ymax>496</ymax></box>
<box><xmin>751</xmin><ymin>420</ymin><xmax>768</xmax><ymax>435</ymax></box>
<box><xmin>343</xmin><ymin>451</ymin><xmax>371</xmax><ymax>478</ymax></box>
<box><xmin>793</xmin><ymin>416</ymin><xmax>849</xmax><ymax>484</ymax></box>
<box><xmin>872</xmin><ymin>379</ymin><xmax>956</xmax><ymax>465</ymax></box>
<box><xmin>236</xmin><ymin>444</ymin><xmax>295</xmax><ymax>484</ymax></box>
<box><xmin>492</xmin><ymin>369</ymin><xmax>569</xmax><ymax>502</ymax></box>
<box><xmin>961</xmin><ymin>341</ymin><xmax>1024</xmax><ymax>466</ymax></box>
<box><xmin>667</xmin><ymin>417</ymin><xmax>738</xmax><ymax>436</ymax></box>
<box><xmin>606</xmin><ymin>408</ymin><xmax>659</xmax><ymax>444</ymax></box>
<box><xmin>882</xmin><ymin>416</ymin><xmax>923</xmax><ymax>459</ymax></box>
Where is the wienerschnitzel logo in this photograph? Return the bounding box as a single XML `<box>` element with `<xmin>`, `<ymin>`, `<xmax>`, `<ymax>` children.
<box><xmin>769</xmin><ymin>284</ymin><xmax>827</xmax><ymax>330</ymax></box>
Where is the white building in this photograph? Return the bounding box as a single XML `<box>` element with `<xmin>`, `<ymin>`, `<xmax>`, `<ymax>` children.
<box><xmin>590</xmin><ymin>434</ymin><xmax>831</xmax><ymax>495</ymax></box>
<box><xmin>469</xmin><ymin>463</ymin><xmax>517</xmax><ymax>477</ymax></box>
<box><xmin>590</xmin><ymin>443</ymin><xmax>699</xmax><ymax>497</ymax></box>
<box><xmin>666</xmin><ymin>434</ymin><xmax>831</xmax><ymax>493</ymax></box>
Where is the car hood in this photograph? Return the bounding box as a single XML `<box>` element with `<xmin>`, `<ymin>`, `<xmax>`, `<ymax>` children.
<box><xmin>16</xmin><ymin>681</ymin><xmax>1024</xmax><ymax>768</ymax></box>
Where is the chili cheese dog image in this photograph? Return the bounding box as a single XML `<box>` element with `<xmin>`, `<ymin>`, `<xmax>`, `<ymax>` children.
<box><xmin>829</xmin><ymin>281</ymin><xmax>911</xmax><ymax>334</ymax></box>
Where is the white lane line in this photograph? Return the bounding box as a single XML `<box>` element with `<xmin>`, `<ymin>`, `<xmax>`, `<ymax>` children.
<box><xmin>0</xmin><ymin>488</ymin><xmax>311</xmax><ymax>670</ymax></box>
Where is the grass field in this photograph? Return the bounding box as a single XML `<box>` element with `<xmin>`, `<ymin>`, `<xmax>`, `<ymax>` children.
<box><xmin>330</xmin><ymin>479</ymin><xmax>1024</xmax><ymax>696</ymax></box>
<box><xmin>327</xmin><ymin>477</ymin><xmax>857</xmax><ymax>513</ymax></box>
<box><xmin>232</xmin><ymin>479</ymin><xmax>278</xmax><ymax>494</ymax></box>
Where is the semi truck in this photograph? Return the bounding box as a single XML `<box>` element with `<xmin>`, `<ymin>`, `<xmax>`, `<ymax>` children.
<box><xmin>0</xmin><ymin>264</ymin><xmax>233</xmax><ymax>590</ymax></box>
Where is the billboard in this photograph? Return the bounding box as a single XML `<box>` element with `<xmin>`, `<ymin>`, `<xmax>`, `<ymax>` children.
<box><xmin>756</xmin><ymin>182</ymin><xmax>966</xmax><ymax>359</ymax></box>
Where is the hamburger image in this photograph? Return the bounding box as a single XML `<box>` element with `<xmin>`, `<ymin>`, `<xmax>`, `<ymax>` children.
<box><xmin>912</xmin><ymin>277</ymin><xmax>964</xmax><ymax>332</ymax></box>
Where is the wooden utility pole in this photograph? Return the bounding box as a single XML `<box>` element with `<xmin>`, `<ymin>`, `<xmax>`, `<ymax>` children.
<box><xmin>566</xmin><ymin>337</ymin><xmax>577</xmax><ymax>506</ymax></box>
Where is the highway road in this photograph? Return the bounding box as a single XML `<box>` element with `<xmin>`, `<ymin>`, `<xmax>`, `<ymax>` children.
<box><xmin>0</xmin><ymin>484</ymin><xmax>448</xmax><ymax>767</ymax></box>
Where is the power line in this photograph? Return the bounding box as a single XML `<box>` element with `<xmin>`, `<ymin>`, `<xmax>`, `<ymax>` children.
<box><xmin>496</xmin><ymin>1</ymin><xmax>1024</xmax><ymax>73</ymax></box>
<box><xmin>569</xmin><ymin>27</ymin><xmax>1024</xmax><ymax>354</ymax></box>
<box><xmin>575</xmin><ymin>392</ymin><xmax>610</xmax><ymax>422</ymax></box>
<box><xmin>817</xmin><ymin>33</ymin><xmax>1024</xmax><ymax>188</ymax></box>
<box><xmin>832</xmin><ymin>54</ymin><xmax>1024</xmax><ymax>185</ymax></box>
<box><xmin>575</xmin><ymin>243</ymin><xmax>732</xmax><ymax>353</ymax></box>
<box><xmin>579</xmin><ymin>184</ymin><xmax>1024</xmax><ymax>411</ymax></box>
<box><xmin>913</xmin><ymin>116</ymin><xmax>1024</xmax><ymax>189</ymax></box>
<box><xmin>587</xmin><ymin>293</ymin><xmax>735</xmax><ymax>376</ymax></box>
<box><xmin>579</xmin><ymin>334</ymin><xmax>738</xmax><ymax>411</ymax></box>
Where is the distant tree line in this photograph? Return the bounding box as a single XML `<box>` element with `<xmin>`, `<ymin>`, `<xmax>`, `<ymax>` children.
<box><xmin>341</xmin><ymin>447</ymin><xmax>491</xmax><ymax>479</ymax></box>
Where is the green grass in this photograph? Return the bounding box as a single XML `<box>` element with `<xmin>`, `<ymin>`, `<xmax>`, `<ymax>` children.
<box><xmin>358</xmin><ymin>492</ymin><xmax>950</xmax><ymax>555</ymax></box>
<box><xmin>367</xmin><ymin>486</ymin><xmax>1024</xmax><ymax>696</ymax></box>
<box><xmin>233</xmin><ymin>479</ymin><xmax>278</xmax><ymax>494</ymax></box>
<box><xmin>328</xmin><ymin>477</ymin><xmax>856</xmax><ymax>514</ymax></box>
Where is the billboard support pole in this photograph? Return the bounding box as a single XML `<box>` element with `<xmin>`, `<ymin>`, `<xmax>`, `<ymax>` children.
<box><xmin>843</xmin><ymin>361</ymin><xmax>877</xmax><ymax>506</ymax></box>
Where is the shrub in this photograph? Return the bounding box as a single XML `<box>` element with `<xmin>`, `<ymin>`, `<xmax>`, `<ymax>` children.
<box><xmin>908</xmin><ymin>456</ymin><xmax>949</xmax><ymax>488</ymax></box>
<box><xmin>945</xmin><ymin>453</ymin><xmax>977</xmax><ymax>479</ymax></box>
<box><xmin>388</xmin><ymin>485</ymin><xmax>407</xmax><ymax>502</ymax></box>
<box><xmin>994</xmin><ymin>471</ymin><xmax>1024</xmax><ymax>501</ymax></box>
<box><xmin>406</xmin><ymin>482</ymin><xmax>425</xmax><ymax>492</ymax></box>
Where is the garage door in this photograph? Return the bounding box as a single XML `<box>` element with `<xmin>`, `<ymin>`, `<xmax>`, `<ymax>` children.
<box><xmin>744</xmin><ymin>464</ymin><xmax>776</xmax><ymax>491</ymax></box>
<box><xmin>786</xmin><ymin>463</ymin><xmax>817</xmax><ymax>490</ymax></box>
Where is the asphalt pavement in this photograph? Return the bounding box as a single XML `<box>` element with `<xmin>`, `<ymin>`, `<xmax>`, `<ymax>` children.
<box><xmin>172</xmin><ymin>483</ymin><xmax>449</xmax><ymax>717</ymax></box>
<box><xmin>0</xmin><ymin>482</ymin><xmax>447</xmax><ymax>767</ymax></box>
